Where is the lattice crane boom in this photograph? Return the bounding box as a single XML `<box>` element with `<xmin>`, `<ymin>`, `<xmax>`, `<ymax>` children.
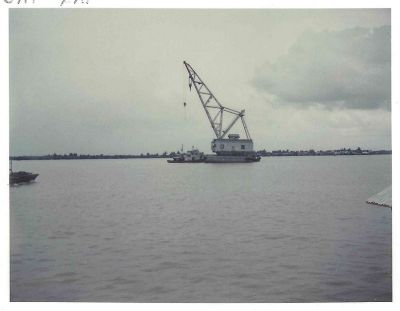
<box><xmin>183</xmin><ymin>61</ymin><xmax>251</xmax><ymax>140</ymax></box>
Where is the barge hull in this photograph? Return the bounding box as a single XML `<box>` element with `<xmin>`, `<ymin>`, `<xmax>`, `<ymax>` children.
<box><xmin>204</xmin><ymin>155</ymin><xmax>260</xmax><ymax>163</ymax></box>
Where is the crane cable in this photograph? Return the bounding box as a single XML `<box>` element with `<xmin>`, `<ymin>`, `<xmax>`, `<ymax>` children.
<box><xmin>182</xmin><ymin>63</ymin><xmax>188</xmax><ymax>120</ymax></box>
<box><xmin>182</xmin><ymin>63</ymin><xmax>185</xmax><ymax>120</ymax></box>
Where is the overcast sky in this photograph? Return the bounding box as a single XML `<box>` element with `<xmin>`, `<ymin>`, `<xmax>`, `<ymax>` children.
<box><xmin>9</xmin><ymin>9</ymin><xmax>391</xmax><ymax>155</ymax></box>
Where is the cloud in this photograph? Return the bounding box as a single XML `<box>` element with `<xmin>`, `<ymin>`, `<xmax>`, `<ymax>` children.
<box><xmin>253</xmin><ymin>25</ymin><xmax>391</xmax><ymax>110</ymax></box>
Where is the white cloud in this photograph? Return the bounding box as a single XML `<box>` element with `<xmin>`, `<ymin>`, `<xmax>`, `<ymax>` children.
<box><xmin>253</xmin><ymin>25</ymin><xmax>391</xmax><ymax>110</ymax></box>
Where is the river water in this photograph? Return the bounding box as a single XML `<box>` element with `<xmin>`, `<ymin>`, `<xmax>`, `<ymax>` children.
<box><xmin>10</xmin><ymin>155</ymin><xmax>392</xmax><ymax>302</ymax></box>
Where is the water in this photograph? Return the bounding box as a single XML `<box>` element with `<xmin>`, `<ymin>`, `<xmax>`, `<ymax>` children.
<box><xmin>10</xmin><ymin>156</ymin><xmax>392</xmax><ymax>302</ymax></box>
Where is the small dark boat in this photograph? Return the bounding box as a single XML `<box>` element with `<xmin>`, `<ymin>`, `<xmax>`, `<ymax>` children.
<box><xmin>10</xmin><ymin>171</ymin><xmax>39</xmax><ymax>184</ymax></box>
<box><xmin>9</xmin><ymin>161</ymin><xmax>39</xmax><ymax>184</ymax></box>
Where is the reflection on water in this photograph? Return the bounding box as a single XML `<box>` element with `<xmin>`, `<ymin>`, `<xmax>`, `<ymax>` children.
<box><xmin>10</xmin><ymin>156</ymin><xmax>391</xmax><ymax>302</ymax></box>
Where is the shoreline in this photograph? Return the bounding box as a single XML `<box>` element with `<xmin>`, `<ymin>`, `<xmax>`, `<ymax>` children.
<box><xmin>10</xmin><ymin>151</ymin><xmax>391</xmax><ymax>161</ymax></box>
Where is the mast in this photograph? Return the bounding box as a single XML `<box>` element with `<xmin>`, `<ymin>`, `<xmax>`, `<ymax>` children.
<box><xmin>183</xmin><ymin>61</ymin><xmax>251</xmax><ymax>140</ymax></box>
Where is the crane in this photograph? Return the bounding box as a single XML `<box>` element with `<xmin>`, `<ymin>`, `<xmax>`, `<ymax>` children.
<box><xmin>182</xmin><ymin>61</ymin><xmax>260</xmax><ymax>162</ymax></box>
<box><xmin>183</xmin><ymin>61</ymin><xmax>251</xmax><ymax>140</ymax></box>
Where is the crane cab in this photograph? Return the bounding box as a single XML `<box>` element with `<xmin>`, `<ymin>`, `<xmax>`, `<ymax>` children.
<box><xmin>211</xmin><ymin>134</ymin><xmax>254</xmax><ymax>155</ymax></box>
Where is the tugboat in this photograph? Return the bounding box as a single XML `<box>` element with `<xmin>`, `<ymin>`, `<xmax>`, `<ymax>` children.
<box><xmin>167</xmin><ymin>147</ymin><xmax>205</xmax><ymax>163</ymax></box>
<box><xmin>9</xmin><ymin>161</ymin><xmax>39</xmax><ymax>185</ymax></box>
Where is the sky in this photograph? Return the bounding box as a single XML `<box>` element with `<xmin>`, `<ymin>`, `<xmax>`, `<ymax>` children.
<box><xmin>9</xmin><ymin>9</ymin><xmax>391</xmax><ymax>155</ymax></box>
